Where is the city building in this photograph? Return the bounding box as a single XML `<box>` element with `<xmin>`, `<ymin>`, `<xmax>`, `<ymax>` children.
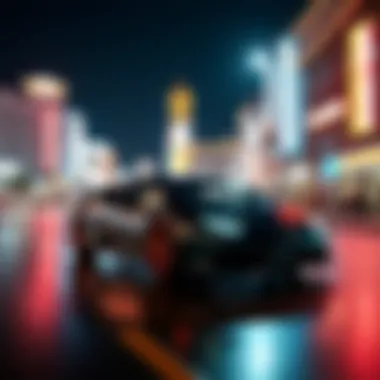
<box><xmin>294</xmin><ymin>0</ymin><xmax>380</xmax><ymax>181</ymax></box>
<box><xmin>132</xmin><ymin>157</ymin><xmax>157</xmax><ymax>180</ymax></box>
<box><xmin>238</xmin><ymin>102</ymin><xmax>281</xmax><ymax>189</ymax></box>
<box><xmin>82</xmin><ymin>138</ymin><xmax>119</xmax><ymax>189</ymax></box>
<box><xmin>63</xmin><ymin>108</ymin><xmax>89</xmax><ymax>182</ymax></box>
<box><xmin>20</xmin><ymin>73</ymin><xmax>69</xmax><ymax>177</ymax></box>
<box><xmin>163</xmin><ymin>79</ymin><xmax>276</xmax><ymax>184</ymax></box>
<box><xmin>274</xmin><ymin>36</ymin><xmax>305</xmax><ymax>162</ymax></box>
<box><xmin>0</xmin><ymin>88</ymin><xmax>38</xmax><ymax>178</ymax></box>
<box><xmin>192</xmin><ymin>138</ymin><xmax>238</xmax><ymax>178</ymax></box>
<box><xmin>163</xmin><ymin>81</ymin><xmax>276</xmax><ymax>185</ymax></box>
<box><xmin>164</xmin><ymin>82</ymin><xmax>195</xmax><ymax>177</ymax></box>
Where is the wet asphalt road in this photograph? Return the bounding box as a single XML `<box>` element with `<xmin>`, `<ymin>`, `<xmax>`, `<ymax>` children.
<box><xmin>0</xmin><ymin>204</ymin><xmax>379</xmax><ymax>379</ymax></box>
<box><xmin>0</xmin><ymin>204</ymin><xmax>157</xmax><ymax>380</ymax></box>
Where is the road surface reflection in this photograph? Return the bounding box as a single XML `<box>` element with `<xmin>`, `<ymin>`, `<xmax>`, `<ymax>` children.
<box><xmin>0</xmin><ymin>204</ymin><xmax>379</xmax><ymax>379</ymax></box>
<box><xmin>192</xmin><ymin>224</ymin><xmax>380</xmax><ymax>380</ymax></box>
<box><xmin>0</xmin><ymin>204</ymin><xmax>155</xmax><ymax>379</ymax></box>
<box><xmin>193</xmin><ymin>315</ymin><xmax>318</xmax><ymax>380</ymax></box>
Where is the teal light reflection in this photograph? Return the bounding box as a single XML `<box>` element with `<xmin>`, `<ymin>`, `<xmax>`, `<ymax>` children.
<box><xmin>193</xmin><ymin>315</ymin><xmax>317</xmax><ymax>380</ymax></box>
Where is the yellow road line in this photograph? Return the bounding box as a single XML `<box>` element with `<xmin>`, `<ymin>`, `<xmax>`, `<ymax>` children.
<box><xmin>119</xmin><ymin>328</ymin><xmax>194</xmax><ymax>380</ymax></box>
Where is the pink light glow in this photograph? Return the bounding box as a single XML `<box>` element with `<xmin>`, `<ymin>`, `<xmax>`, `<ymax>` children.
<box><xmin>318</xmin><ymin>225</ymin><xmax>380</xmax><ymax>379</ymax></box>
<box><xmin>36</xmin><ymin>102</ymin><xmax>62</xmax><ymax>173</ymax></box>
<box><xmin>12</xmin><ymin>206</ymin><xmax>63</xmax><ymax>357</ymax></box>
<box><xmin>359</xmin><ymin>22</ymin><xmax>377</xmax><ymax>133</ymax></box>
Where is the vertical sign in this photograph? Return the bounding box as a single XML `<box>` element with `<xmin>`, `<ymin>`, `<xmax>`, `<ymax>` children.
<box><xmin>167</xmin><ymin>123</ymin><xmax>192</xmax><ymax>175</ymax></box>
<box><xmin>37</xmin><ymin>101</ymin><xmax>62</xmax><ymax>174</ymax></box>
<box><xmin>22</xmin><ymin>74</ymin><xmax>67</xmax><ymax>176</ymax></box>
<box><xmin>347</xmin><ymin>19</ymin><xmax>378</xmax><ymax>137</ymax></box>
<box><xmin>275</xmin><ymin>36</ymin><xmax>305</xmax><ymax>159</ymax></box>
<box><xmin>63</xmin><ymin>110</ymin><xmax>88</xmax><ymax>180</ymax></box>
<box><xmin>165</xmin><ymin>84</ymin><xmax>195</xmax><ymax>176</ymax></box>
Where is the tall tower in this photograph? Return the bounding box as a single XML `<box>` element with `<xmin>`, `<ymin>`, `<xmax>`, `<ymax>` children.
<box><xmin>84</xmin><ymin>138</ymin><xmax>118</xmax><ymax>188</ymax></box>
<box><xmin>236</xmin><ymin>103</ymin><xmax>269</xmax><ymax>188</ymax></box>
<box><xmin>164</xmin><ymin>82</ymin><xmax>195</xmax><ymax>177</ymax></box>
<box><xmin>21</xmin><ymin>73</ymin><xmax>69</xmax><ymax>177</ymax></box>
<box><xmin>63</xmin><ymin>109</ymin><xmax>89</xmax><ymax>181</ymax></box>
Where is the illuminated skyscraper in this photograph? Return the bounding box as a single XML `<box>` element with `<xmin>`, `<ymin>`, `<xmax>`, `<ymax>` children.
<box><xmin>20</xmin><ymin>73</ymin><xmax>69</xmax><ymax>176</ymax></box>
<box><xmin>235</xmin><ymin>103</ymin><xmax>271</xmax><ymax>188</ymax></box>
<box><xmin>63</xmin><ymin>109</ymin><xmax>89</xmax><ymax>181</ymax></box>
<box><xmin>83</xmin><ymin>138</ymin><xmax>118</xmax><ymax>188</ymax></box>
<box><xmin>274</xmin><ymin>36</ymin><xmax>305</xmax><ymax>160</ymax></box>
<box><xmin>164</xmin><ymin>82</ymin><xmax>195</xmax><ymax>177</ymax></box>
<box><xmin>0</xmin><ymin>88</ymin><xmax>38</xmax><ymax>177</ymax></box>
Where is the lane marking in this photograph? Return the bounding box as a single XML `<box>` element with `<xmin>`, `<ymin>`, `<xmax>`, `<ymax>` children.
<box><xmin>119</xmin><ymin>328</ymin><xmax>194</xmax><ymax>380</ymax></box>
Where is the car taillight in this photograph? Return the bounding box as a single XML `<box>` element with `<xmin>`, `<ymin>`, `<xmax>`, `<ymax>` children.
<box><xmin>276</xmin><ymin>204</ymin><xmax>306</xmax><ymax>227</ymax></box>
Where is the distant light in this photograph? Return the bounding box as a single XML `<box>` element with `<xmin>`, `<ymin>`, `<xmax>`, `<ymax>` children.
<box><xmin>320</xmin><ymin>154</ymin><xmax>341</xmax><ymax>181</ymax></box>
<box><xmin>248</xmin><ymin>50</ymin><xmax>269</xmax><ymax>73</ymax></box>
<box><xmin>166</xmin><ymin>83</ymin><xmax>195</xmax><ymax>124</ymax></box>
<box><xmin>287</xmin><ymin>162</ymin><xmax>311</xmax><ymax>184</ymax></box>
<box><xmin>219</xmin><ymin>317</ymin><xmax>312</xmax><ymax>379</ymax></box>
<box><xmin>134</xmin><ymin>157</ymin><xmax>156</xmax><ymax>179</ymax></box>
<box><xmin>347</xmin><ymin>19</ymin><xmax>377</xmax><ymax>137</ymax></box>
<box><xmin>308</xmin><ymin>98</ymin><xmax>345</xmax><ymax>131</ymax></box>
<box><xmin>21</xmin><ymin>73</ymin><xmax>68</xmax><ymax>100</ymax></box>
<box><xmin>275</xmin><ymin>36</ymin><xmax>304</xmax><ymax>158</ymax></box>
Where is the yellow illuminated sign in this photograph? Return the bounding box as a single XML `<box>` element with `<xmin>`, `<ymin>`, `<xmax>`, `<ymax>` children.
<box><xmin>166</xmin><ymin>84</ymin><xmax>195</xmax><ymax>123</ymax></box>
<box><xmin>347</xmin><ymin>19</ymin><xmax>377</xmax><ymax>137</ymax></box>
<box><xmin>340</xmin><ymin>145</ymin><xmax>380</xmax><ymax>172</ymax></box>
<box><xmin>21</xmin><ymin>73</ymin><xmax>69</xmax><ymax>100</ymax></box>
<box><xmin>168</xmin><ymin>145</ymin><xmax>193</xmax><ymax>175</ymax></box>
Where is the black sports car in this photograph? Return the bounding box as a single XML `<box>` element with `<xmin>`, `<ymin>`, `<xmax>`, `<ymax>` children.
<box><xmin>71</xmin><ymin>176</ymin><xmax>332</xmax><ymax>354</ymax></box>
<box><xmin>72</xmin><ymin>175</ymin><xmax>331</xmax><ymax>300</ymax></box>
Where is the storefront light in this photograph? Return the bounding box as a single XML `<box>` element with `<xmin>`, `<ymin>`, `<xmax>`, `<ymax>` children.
<box><xmin>275</xmin><ymin>36</ymin><xmax>305</xmax><ymax>158</ymax></box>
<box><xmin>347</xmin><ymin>19</ymin><xmax>378</xmax><ymax>137</ymax></box>
<box><xmin>308</xmin><ymin>98</ymin><xmax>345</xmax><ymax>131</ymax></box>
<box><xmin>22</xmin><ymin>74</ymin><xmax>68</xmax><ymax>100</ymax></box>
<box><xmin>340</xmin><ymin>145</ymin><xmax>380</xmax><ymax>172</ymax></box>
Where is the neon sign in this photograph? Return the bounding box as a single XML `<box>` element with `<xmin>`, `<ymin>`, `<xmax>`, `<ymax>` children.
<box><xmin>275</xmin><ymin>36</ymin><xmax>305</xmax><ymax>158</ymax></box>
<box><xmin>347</xmin><ymin>19</ymin><xmax>378</xmax><ymax>137</ymax></box>
<box><xmin>308</xmin><ymin>98</ymin><xmax>345</xmax><ymax>131</ymax></box>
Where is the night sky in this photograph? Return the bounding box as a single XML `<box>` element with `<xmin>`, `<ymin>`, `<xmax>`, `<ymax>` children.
<box><xmin>0</xmin><ymin>0</ymin><xmax>304</xmax><ymax>162</ymax></box>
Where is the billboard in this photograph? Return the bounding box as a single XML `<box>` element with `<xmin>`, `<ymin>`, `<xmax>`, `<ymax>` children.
<box><xmin>347</xmin><ymin>19</ymin><xmax>378</xmax><ymax>137</ymax></box>
<box><xmin>22</xmin><ymin>74</ymin><xmax>68</xmax><ymax>175</ymax></box>
<box><xmin>275</xmin><ymin>36</ymin><xmax>305</xmax><ymax>159</ymax></box>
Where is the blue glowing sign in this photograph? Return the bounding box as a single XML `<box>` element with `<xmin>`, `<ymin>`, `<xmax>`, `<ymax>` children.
<box><xmin>274</xmin><ymin>36</ymin><xmax>305</xmax><ymax>159</ymax></box>
<box><xmin>320</xmin><ymin>154</ymin><xmax>340</xmax><ymax>181</ymax></box>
